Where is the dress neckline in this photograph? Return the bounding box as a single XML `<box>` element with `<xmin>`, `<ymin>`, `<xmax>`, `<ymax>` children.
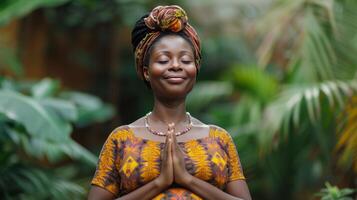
<box><xmin>126</xmin><ymin>125</ymin><xmax>214</xmax><ymax>144</ymax></box>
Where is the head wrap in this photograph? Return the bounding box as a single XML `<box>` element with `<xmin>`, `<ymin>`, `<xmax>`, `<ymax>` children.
<box><xmin>133</xmin><ymin>5</ymin><xmax>201</xmax><ymax>80</ymax></box>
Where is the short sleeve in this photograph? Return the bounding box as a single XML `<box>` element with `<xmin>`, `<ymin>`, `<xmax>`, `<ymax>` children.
<box><xmin>91</xmin><ymin>130</ymin><xmax>121</xmax><ymax>196</ymax></box>
<box><xmin>223</xmin><ymin>131</ymin><xmax>245</xmax><ymax>181</ymax></box>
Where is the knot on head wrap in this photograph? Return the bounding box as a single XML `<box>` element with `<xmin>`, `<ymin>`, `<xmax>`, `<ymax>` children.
<box><xmin>133</xmin><ymin>5</ymin><xmax>201</xmax><ymax>80</ymax></box>
<box><xmin>144</xmin><ymin>5</ymin><xmax>188</xmax><ymax>32</ymax></box>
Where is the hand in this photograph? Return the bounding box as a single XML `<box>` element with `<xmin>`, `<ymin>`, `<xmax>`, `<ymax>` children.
<box><xmin>155</xmin><ymin>129</ymin><xmax>173</xmax><ymax>189</ymax></box>
<box><xmin>171</xmin><ymin>129</ymin><xmax>192</xmax><ymax>186</ymax></box>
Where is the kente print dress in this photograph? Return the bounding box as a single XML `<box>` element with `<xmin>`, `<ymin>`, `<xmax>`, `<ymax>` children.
<box><xmin>91</xmin><ymin>125</ymin><xmax>245</xmax><ymax>199</ymax></box>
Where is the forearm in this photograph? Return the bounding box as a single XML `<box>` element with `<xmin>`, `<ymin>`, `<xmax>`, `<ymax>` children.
<box><xmin>182</xmin><ymin>176</ymin><xmax>245</xmax><ymax>200</ymax></box>
<box><xmin>116</xmin><ymin>179</ymin><xmax>166</xmax><ymax>200</ymax></box>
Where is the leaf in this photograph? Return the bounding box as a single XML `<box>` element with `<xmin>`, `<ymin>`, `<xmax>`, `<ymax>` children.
<box><xmin>4</xmin><ymin>166</ymin><xmax>86</xmax><ymax>199</ymax></box>
<box><xmin>0</xmin><ymin>0</ymin><xmax>71</xmax><ymax>26</ymax></box>
<box><xmin>336</xmin><ymin>95</ymin><xmax>357</xmax><ymax>173</ymax></box>
<box><xmin>187</xmin><ymin>81</ymin><xmax>233</xmax><ymax>112</ymax></box>
<box><xmin>39</xmin><ymin>98</ymin><xmax>78</xmax><ymax>122</ymax></box>
<box><xmin>261</xmin><ymin>79</ymin><xmax>357</xmax><ymax>151</ymax></box>
<box><xmin>229</xmin><ymin>66</ymin><xmax>279</xmax><ymax>103</ymax></box>
<box><xmin>0</xmin><ymin>90</ymin><xmax>71</xmax><ymax>141</ymax></box>
<box><xmin>60</xmin><ymin>91</ymin><xmax>104</xmax><ymax>110</ymax></box>
<box><xmin>31</xmin><ymin>78</ymin><xmax>60</xmax><ymax>99</ymax></box>
<box><xmin>59</xmin><ymin>91</ymin><xmax>114</xmax><ymax>125</ymax></box>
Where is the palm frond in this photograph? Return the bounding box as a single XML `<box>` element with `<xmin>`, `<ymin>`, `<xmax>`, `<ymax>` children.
<box><xmin>336</xmin><ymin>95</ymin><xmax>357</xmax><ymax>173</ymax></box>
<box><xmin>301</xmin><ymin>8</ymin><xmax>336</xmax><ymax>80</ymax></box>
<box><xmin>254</xmin><ymin>0</ymin><xmax>356</xmax><ymax>82</ymax></box>
<box><xmin>260</xmin><ymin>79</ymin><xmax>357</xmax><ymax>149</ymax></box>
<box><xmin>256</xmin><ymin>0</ymin><xmax>305</xmax><ymax>68</ymax></box>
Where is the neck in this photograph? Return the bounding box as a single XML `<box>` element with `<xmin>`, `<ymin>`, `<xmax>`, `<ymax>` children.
<box><xmin>150</xmin><ymin>96</ymin><xmax>188</xmax><ymax>125</ymax></box>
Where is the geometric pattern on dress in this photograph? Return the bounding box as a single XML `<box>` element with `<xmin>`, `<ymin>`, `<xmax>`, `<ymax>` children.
<box><xmin>121</xmin><ymin>156</ymin><xmax>138</xmax><ymax>178</ymax></box>
<box><xmin>211</xmin><ymin>152</ymin><xmax>227</xmax><ymax>171</ymax></box>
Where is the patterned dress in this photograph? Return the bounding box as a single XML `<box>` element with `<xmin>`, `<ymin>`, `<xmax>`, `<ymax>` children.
<box><xmin>91</xmin><ymin>125</ymin><xmax>245</xmax><ymax>199</ymax></box>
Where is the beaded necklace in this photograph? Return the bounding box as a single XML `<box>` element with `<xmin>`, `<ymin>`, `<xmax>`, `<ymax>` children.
<box><xmin>144</xmin><ymin>112</ymin><xmax>193</xmax><ymax>136</ymax></box>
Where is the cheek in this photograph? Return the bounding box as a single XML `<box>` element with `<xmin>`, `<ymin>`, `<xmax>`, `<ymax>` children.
<box><xmin>148</xmin><ymin>64</ymin><xmax>164</xmax><ymax>77</ymax></box>
<box><xmin>187</xmin><ymin>65</ymin><xmax>198</xmax><ymax>79</ymax></box>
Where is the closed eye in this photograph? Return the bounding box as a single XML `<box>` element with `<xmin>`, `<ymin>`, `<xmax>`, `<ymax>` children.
<box><xmin>157</xmin><ymin>60</ymin><xmax>169</xmax><ymax>64</ymax></box>
<box><xmin>182</xmin><ymin>60</ymin><xmax>193</xmax><ymax>64</ymax></box>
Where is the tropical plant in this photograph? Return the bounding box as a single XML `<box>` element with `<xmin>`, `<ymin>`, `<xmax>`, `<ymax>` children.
<box><xmin>187</xmin><ymin>0</ymin><xmax>357</xmax><ymax>199</ymax></box>
<box><xmin>0</xmin><ymin>77</ymin><xmax>114</xmax><ymax>199</ymax></box>
<box><xmin>315</xmin><ymin>182</ymin><xmax>355</xmax><ymax>200</ymax></box>
<box><xmin>0</xmin><ymin>0</ymin><xmax>70</xmax><ymax>26</ymax></box>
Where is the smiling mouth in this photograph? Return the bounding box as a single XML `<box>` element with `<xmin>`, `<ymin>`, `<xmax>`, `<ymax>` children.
<box><xmin>164</xmin><ymin>77</ymin><xmax>186</xmax><ymax>84</ymax></box>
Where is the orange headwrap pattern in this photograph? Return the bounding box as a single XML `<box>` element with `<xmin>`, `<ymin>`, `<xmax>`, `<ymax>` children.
<box><xmin>134</xmin><ymin>5</ymin><xmax>201</xmax><ymax>80</ymax></box>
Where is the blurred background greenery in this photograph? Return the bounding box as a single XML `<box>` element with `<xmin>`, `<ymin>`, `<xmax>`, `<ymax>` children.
<box><xmin>0</xmin><ymin>0</ymin><xmax>356</xmax><ymax>199</ymax></box>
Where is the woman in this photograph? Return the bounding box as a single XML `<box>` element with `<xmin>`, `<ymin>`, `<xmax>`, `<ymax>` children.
<box><xmin>88</xmin><ymin>5</ymin><xmax>251</xmax><ymax>200</ymax></box>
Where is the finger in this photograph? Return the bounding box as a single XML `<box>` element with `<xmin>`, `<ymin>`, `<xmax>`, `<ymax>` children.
<box><xmin>172</xmin><ymin>131</ymin><xmax>177</xmax><ymax>143</ymax></box>
<box><xmin>165</xmin><ymin>133</ymin><xmax>171</xmax><ymax>153</ymax></box>
<box><xmin>172</xmin><ymin>131</ymin><xmax>180</xmax><ymax>151</ymax></box>
<box><xmin>168</xmin><ymin>130</ymin><xmax>174</xmax><ymax>142</ymax></box>
<box><xmin>167</xmin><ymin>123</ymin><xmax>175</xmax><ymax>138</ymax></box>
<box><xmin>168</xmin><ymin>133</ymin><xmax>173</xmax><ymax>161</ymax></box>
<box><xmin>172</xmin><ymin>132</ymin><xmax>185</xmax><ymax>155</ymax></box>
<box><xmin>162</xmin><ymin>133</ymin><xmax>170</xmax><ymax>160</ymax></box>
<box><xmin>171</xmin><ymin>133</ymin><xmax>176</xmax><ymax>155</ymax></box>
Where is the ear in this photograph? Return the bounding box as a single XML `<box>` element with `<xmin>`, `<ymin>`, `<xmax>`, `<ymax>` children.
<box><xmin>143</xmin><ymin>66</ymin><xmax>150</xmax><ymax>81</ymax></box>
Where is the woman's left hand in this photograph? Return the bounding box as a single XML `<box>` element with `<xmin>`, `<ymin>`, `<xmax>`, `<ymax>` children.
<box><xmin>171</xmin><ymin>129</ymin><xmax>192</xmax><ymax>186</ymax></box>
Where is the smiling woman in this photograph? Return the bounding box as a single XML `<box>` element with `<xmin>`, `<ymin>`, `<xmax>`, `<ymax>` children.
<box><xmin>87</xmin><ymin>5</ymin><xmax>251</xmax><ymax>200</ymax></box>
<box><xmin>143</xmin><ymin>35</ymin><xmax>197</xmax><ymax>100</ymax></box>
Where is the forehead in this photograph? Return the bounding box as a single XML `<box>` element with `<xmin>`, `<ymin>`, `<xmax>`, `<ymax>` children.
<box><xmin>151</xmin><ymin>35</ymin><xmax>193</xmax><ymax>54</ymax></box>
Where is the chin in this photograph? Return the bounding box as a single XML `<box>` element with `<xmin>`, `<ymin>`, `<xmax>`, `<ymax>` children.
<box><xmin>152</xmin><ymin>81</ymin><xmax>195</xmax><ymax>99</ymax></box>
<box><xmin>165</xmin><ymin>89</ymin><xmax>191</xmax><ymax>99</ymax></box>
<box><xmin>160</xmin><ymin>86</ymin><xmax>194</xmax><ymax>100</ymax></box>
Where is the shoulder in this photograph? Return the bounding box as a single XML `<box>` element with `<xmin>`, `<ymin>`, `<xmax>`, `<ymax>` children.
<box><xmin>208</xmin><ymin>124</ymin><xmax>229</xmax><ymax>135</ymax></box>
<box><xmin>208</xmin><ymin>124</ymin><xmax>227</xmax><ymax>132</ymax></box>
<box><xmin>109</xmin><ymin>115</ymin><xmax>145</xmax><ymax>134</ymax></box>
<box><xmin>208</xmin><ymin>124</ymin><xmax>234</xmax><ymax>142</ymax></box>
<box><xmin>106</xmin><ymin>125</ymin><xmax>133</xmax><ymax>141</ymax></box>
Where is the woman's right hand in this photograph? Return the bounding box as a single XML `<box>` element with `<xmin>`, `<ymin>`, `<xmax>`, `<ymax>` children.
<box><xmin>155</xmin><ymin>127</ymin><xmax>174</xmax><ymax>189</ymax></box>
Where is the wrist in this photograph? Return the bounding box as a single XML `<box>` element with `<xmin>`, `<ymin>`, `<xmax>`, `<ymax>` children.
<box><xmin>154</xmin><ymin>175</ymin><xmax>170</xmax><ymax>190</ymax></box>
<box><xmin>180</xmin><ymin>172</ymin><xmax>193</xmax><ymax>187</ymax></box>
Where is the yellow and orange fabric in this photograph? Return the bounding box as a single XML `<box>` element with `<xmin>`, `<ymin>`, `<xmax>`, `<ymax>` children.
<box><xmin>91</xmin><ymin>126</ymin><xmax>245</xmax><ymax>199</ymax></box>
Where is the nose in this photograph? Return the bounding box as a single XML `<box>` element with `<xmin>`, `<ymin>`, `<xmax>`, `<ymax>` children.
<box><xmin>170</xmin><ymin>58</ymin><xmax>182</xmax><ymax>71</ymax></box>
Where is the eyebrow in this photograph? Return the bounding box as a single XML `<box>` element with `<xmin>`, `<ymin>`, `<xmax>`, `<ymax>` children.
<box><xmin>154</xmin><ymin>50</ymin><xmax>194</xmax><ymax>55</ymax></box>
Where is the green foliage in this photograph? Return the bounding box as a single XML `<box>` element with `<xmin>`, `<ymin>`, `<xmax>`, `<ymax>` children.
<box><xmin>315</xmin><ymin>182</ymin><xmax>355</xmax><ymax>200</ymax></box>
<box><xmin>228</xmin><ymin>66</ymin><xmax>279</xmax><ymax>103</ymax></box>
<box><xmin>261</xmin><ymin>80</ymin><xmax>357</xmax><ymax>149</ymax></box>
<box><xmin>187</xmin><ymin>81</ymin><xmax>233</xmax><ymax>113</ymax></box>
<box><xmin>0</xmin><ymin>77</ymin><xmax>114</xmax><ymax>199</ymax></box>
<box><xmin>60</xmin><ymin>91</ymin><xmax>115</xmax><ymax>126</ymax></box>
<box><xmin>0</xmin><ymin>0</ymin><xmax>70</xmax><ymax>26</ymax></box>
<box><xmin>0</xmin><ymin>47</ymin><xmax>23</xmax><ymax>76</ymax></box>
<box><xmin>1</xmin><ymin>0</ymin><xmax>356</xmax><ymax>199</ymax></box>
<box><xmin>186</xmin><ymin>0</ymin><xmax>357</xmax><ymax>199</ymax></box>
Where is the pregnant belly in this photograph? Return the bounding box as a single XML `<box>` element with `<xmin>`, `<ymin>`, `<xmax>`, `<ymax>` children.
<box><xmin>152</xmin><ymin>187</ymin><xmax>202</xmax><ymax>200</ymax></box>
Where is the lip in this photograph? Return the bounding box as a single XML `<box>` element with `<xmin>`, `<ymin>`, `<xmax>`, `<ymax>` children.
<box><xmin>164</xmin><ymin>76</ymin><xmax>186</xmax><ymax>84</ymax></box>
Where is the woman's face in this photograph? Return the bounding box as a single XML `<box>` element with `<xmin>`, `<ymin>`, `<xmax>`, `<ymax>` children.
<box><xmin>143</xmin><ymin>35</ymin><xmax>197</xmax><ymax>100</ymax></box>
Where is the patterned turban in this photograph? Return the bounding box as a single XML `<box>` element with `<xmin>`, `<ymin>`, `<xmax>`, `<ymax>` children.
<box><xmin>133</xmin><ymin>5</ymin><xmax>201</xmax><ymax>80</ymax></box>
